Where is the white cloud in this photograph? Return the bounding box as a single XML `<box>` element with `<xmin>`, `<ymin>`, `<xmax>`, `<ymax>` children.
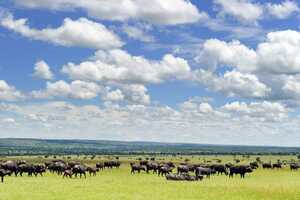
<box><xmin>2</xmin><ymin>100</ymin><xmax>297</xmax><ymax>146</ymax></box>
<box><xmin>31</xmin><ymin>80</ymin><xmax>102</xmax><ymax>100</ymax></box>
<box><xmin>0</xmin><ymin>13</ymin><xmax>123</xmax><ymax>49</ymax></box>
<box><xmin>61</xmin><ymin>49</ymin><xmax>191</xmax><ymax>84</ymax></box>
<box><xmin>0</xmin><ymin>80</ymin><xmax>24</xmax><ymax>101</ymax></box>
<box><xmin>13</xmin><ymin>0</ymin><xmax>206</xmax><ymax>25</ymax></box>
<box><xmin>222</xmin><ymin>101</ymin><xmax>289</xmax><ymax>122</ymax></box>
<box><xmin>103</xmin><ymin>89</ymin><xmax>124</xmax><ymax>102</ymax></box>
<box><xmin>282</xmin><ymin>76</ymin><xmax>300</xmax><ymax>99</ymax></box>
<box><xmin>256</xmin><ymin>30</ymin><xmax>300</xmax><ymax>74</ymax></box>
<box><xmin>197</xmin><ymin>30</ymin><xmax>300</xmax><ymax>75</ymax></box>
<box><xmin>214</xmin><ymin>0</ymin><xmax>263</xmax><ymax>24</ymax></box>
<box><xmin>1</xmin><ymin>117</ymin><xmax>16</xmax><ymax>124</ymax></box>
<box><xmin>195</xmin><ymin>39</ymin><xmax>257</xmax><ymax>72</ymax></box>
<box><xmin>121</xmin><ymin>84</ymin><xmax>151</xmax><ymax>105</ymax></box>
<box><xmin>266</xmin><ymin>0</ymin><xmax>299</xmax><ymax>19</ymax></box>
<box><xmin>33</xmin><ymin>60</ymin><xmax>54</xmax><ymax>80</ymax></box>
<box><xmin>193</xmin><ymin>69</ymin><xmax>271</xmax><ymax>98</ymax></box>
<box><xmin>195</xmin><ymin>33</ymin><xmax>300</xmax><ymax>101</ymax></box>
<box><xmin>122</xmin><ymin>24</ymin><xmax>155</xmax><ymax>42</ymax></box>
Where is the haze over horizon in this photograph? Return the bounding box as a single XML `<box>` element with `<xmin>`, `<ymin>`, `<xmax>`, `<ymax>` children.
<box><xmin>1</xmin><ymin>0</ymin><xmax>300</xmax><ymax>146</ymax></box>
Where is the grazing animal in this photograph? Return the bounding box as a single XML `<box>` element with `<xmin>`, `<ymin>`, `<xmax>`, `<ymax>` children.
<box><xmin>177</xmin><ymin>165</ymin><xmax>189</xmax><ymax>174</ymax></box>
<box><xmin>272</xmin><ymin>163</ymin><xmax>282</xmax><ymax>169</ymax></box>
<box><xmin>0</xmin><ymin>169</ymin><xmax>11</xmax><ymax>183</ymax></box>
<box><xmin>290</xmin><ymin>164</ymin><xmax>300</xmax><ymax>170</ymax></box>
<box><xmin>158</xmin><ymin>165</ymin><xmax>173</xmax><ymax>176</ymax></box>
<box><xmin>166</xmin><ymin>173</ymin><xmax>202</xmax><ymax>181</ymax></box>
<box><xmin>63</xmin><ymin>170</ymin><xmax>73</xmax><ymax>179</ymax></box>
<box><xmin>130</xmin><ymin>163</ymin><xmax>146</xmax><ymax>174</ymax></box>
<box><xmin>104</xmin><ymin>161</ymin><xmax>121</xmax><ymax>169</ymax></box>
<box><xmin>140</xmin><ymin>160</ymin><xmax>148</xmax><ymax>166</ymax></box>
<box><xmin>195</xmin><ymin>167</ymin><xmax>214</xmax><ymax>178</ymax></box>
<box><xmin>96</xmin><ymin>163</ymin><xmax>104</xmax><ymax>171</ymax></box>
<box><xmin>48</xmin><ymin>161</ymin><xmax>67</xmax><ymax>175</ymax></box>
<box><xmin>211</xmin><ymin>164</ymin><xmax>228</xmax><ymax>175</ymax></box>
<box><xmin>1</xmin><ymin>161</ymin><xmax>19</xmax><ymax>176</ymax></box>
<box><xmin>262</xmin><ymin>163</ymin><xmax>272</xmax><ymax>169</ymax></box>
<box><xmin>87</xmin><ymin>167</ymin><xmax>98</xmax><ymax>176</ymax></box>
<box><xmin>146</xmin><ymin>162</ymin><xmax>159</xmax><ymax>174</ymax></box>
<box><xmin>229</xmin><ymin>165</ymin><xmax>253</xmax><ymax>178</ymax></box>
<box><xmin>72</xmin><ymin>165</ymin><xmax>87</xmax><ymax>178</ymax></box>
<box><xmin>250</xmin><ymin>162</ymin><xmax>259</xmax><ymax>169</ymax></box>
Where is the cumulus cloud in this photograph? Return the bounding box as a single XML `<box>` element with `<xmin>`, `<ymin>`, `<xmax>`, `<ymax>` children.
<box><xmin>33</xmin><ymin>60</ymin><xmax>54</xmax><ymax>80</ymax></box>
<box><xmin>103</xmin><ymin>89</ymin><xmax>124</xmax><ymax>102</ymax></box>
<box><xmin>193</xmin><ymin>69</ymin><xmax>271</xmax><ymax>98</ymax></box>
<box><xmin>195</xmin><ymin>39</ymin><xmax>257</xmax><ymax>72</ymax></box>
<box><xmin>1</xmin><ymin>100</ymin><xmax>297</xmax><ymax>145</ymax></box>
<box><xmin>0</xmin><ymin>13</ymin><xmax>123</xmax><ymax>49</ymax></box>
<box><xmin>31</xmin><ymin>80</ymin><xmax>102</xmax><ymax>100</ymax></box>
<box><xmin>0</xmin><ymin>80</ymin><xmax>24</xmax><ymax>101</ymax></box>
<box><xmin>199</xmin><ymin>30</ymin><xmax>300</xmax><ymax>75</ymax></box>
<box><xmin>61</xmin><ymin>49</ymin><xmax>191</xmax><ymax>84</ymax></box>
<box><xmin>13</xmin><ymin>0</ymin><xmax>207</xmax><ymax>25</ymax></box>
<box><xmin>222</xmin><ymin>101</ymin><xmax>289</xmax><ymax>122</ymax></box>
<box><xmin>193</xmin><ymin>31</ymin><xmax>300</xmax><ymax>100</ymax></box>
<box><xmin>120</xmin><ymin>84</ymin><xmax>151</xmax><ymax>105</ymax></box>
<box><xmin>214</xmin><ymin>0</ymin><xmax>263</xmax><ymax>24</ymax></box>
<box><xmin>266</xmin><ymin>0</ymin><xmax>299</xmax><ymax>19</ymax></box>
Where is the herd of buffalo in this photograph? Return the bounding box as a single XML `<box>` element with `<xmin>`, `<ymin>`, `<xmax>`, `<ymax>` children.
<box><xmin>130</xmin><ymin>161</ymin><xmax>254</xmax><ymax>181</ymax></box>
<box><xmin>0</xmin><ymin>158</ymin><xmax>299</xmax><ymax>183</ymax></box>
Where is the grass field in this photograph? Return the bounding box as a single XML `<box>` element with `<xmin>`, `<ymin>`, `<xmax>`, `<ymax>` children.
<box><xmin>1</xmin><ymin>155</ymin><xmax>300</xmax><ymax>200</ymax></box>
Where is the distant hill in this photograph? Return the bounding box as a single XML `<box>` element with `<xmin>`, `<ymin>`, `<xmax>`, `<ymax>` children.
<box><xmin>0</xmin><ymin>138</ymin><xmax>300</xmax><ymax>155</ymax></box>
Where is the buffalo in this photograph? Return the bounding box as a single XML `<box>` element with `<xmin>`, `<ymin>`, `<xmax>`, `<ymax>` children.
<box><xmin>262</xmin><ymin>163</ymin><xmax>272</xmax><ymax>169</ymax></box>
<box><xmin>290</xmin><ymin>164</ymin><xmax>300</xmax><ymax>170</ymax></box>
<box><xmin>177</xmin><ymin>165</ymin><xmax>189</xmax><ymax>174</ymax></box>
<box><xmin>63</xmin><ymin>170</ymin><xmax>73</xmax><ymax>179</ymax></box>
<box><xmin>229</xmin><ymin>165</ymin><xmax>253</xmax><ymax>178</ymax></box>
<box><xmin>0</xmin><ymin>169</ymin><xmax>11</xmax><ymax>183</ymax></box>
<box><xmin>146</xmin><ymin>162</ymin><xmax>159</xmax><ymax>174</ymax></box>
<box><xmin>195</xmin><ymin>167</ymin><xmax>215</xmax><ymax>178</ymax></box>
<box><xmin>130</xmin><ymin>163</ymin><xmax>146</xmax><ymax>174</ymax></box>
<box><xmin>166</xmin><ymin>173</ymin><xmax>202</xmax><ymax>181</ymax></box>
<box><xmin>96</xmin><ymin>163</ymin><xmax>104</xmax><ymax>171</ymax></box>
<box><xmin>272</xmin><ymin>163</ymin><xmax>282</xmax><ymax>169</ymax></box>
<box><xmin>211</xmin><ymin>164</ymin><xmax>228</xmax><ymax>175</ymax></box>
<box><xmin>72</xmin><ymin>165</ymin><xmax>87</xmax><ymax>178</ymax></box>
<box><xmin>87</xmin><ymin>167</ymin><xmax>98</xmax><ymax>176</ymax></box>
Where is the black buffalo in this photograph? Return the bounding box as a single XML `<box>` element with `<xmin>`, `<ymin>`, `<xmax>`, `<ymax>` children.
<box><xmin>290</xmin><ymin>164</ymin><xmax>300</xmax><ymax>170</ymax></box>
<box><xmin>72</xmin><ymin>165</ymin><xmax>87</xmax><ymax>178</ymax></box>
<box><xmin>211</xmin><ymin>164</ymin><xmax>228</xmax><ymax>175</ymax></box>
<box><xmin>166</xmin><ymin>173</ymin><xmax>202</xmax><ymax>181</ymax></box>
<box><xmin>130</xmin><ymin>163</ymin><xmax>146</xmax><ymax>174</ymax></box>
<box><xmin>177</xmin><ymin>165</ymin><xmax>189</xmax><ymax>174</ymax></box>
<box><xmin>87</xmin><ymin>167</ymin><xmax>98</xmax><ymax>176</ymax></box>
<box><xmin>96</xmin><ymin>163</ymin><xmax>104</xmax><ymax>170</ymax></box>
<box><xmin>272</xmin><ymin>163</ymin><xmax>282</xmax><ymax>169</ymax></box>
<box><xmin>262</xmin><ymin>163</ymin><xmax>272</xmax><ymax>169</ymax></box>
<box><xmin>195</xmin><ymin>167</ymin><xmax>215</xmax><ymax>178</ymax></box>
<box><xmin>229</xmin><ymin>165</ymin><xmax>253</xmax><ymax>178</ymax></box>
<box><xmin>0</xmin><ymin>169</ymin><xmax>11</xmax><ymax>183</ymax></box>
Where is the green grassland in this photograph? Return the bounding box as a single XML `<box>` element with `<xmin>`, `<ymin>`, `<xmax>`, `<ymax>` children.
<box><xmin>1</xmin><ymin>155</ymin><xmax>300</xmax><ymax>200</ymax></box>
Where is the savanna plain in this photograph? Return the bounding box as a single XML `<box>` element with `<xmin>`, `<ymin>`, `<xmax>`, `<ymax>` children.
<box><xmin>1</xmin><ymin>155</ymin><xmax>300</xmax><ymax>200</ymax></box>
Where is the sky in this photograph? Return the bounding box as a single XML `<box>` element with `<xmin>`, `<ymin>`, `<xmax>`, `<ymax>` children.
<box><xmin>1</xmin><ymin>0</ymin><xmax>300</xmax><ymax>146</ymax></box>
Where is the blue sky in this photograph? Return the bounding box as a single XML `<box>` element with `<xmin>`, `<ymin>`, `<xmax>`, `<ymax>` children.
<box><xmin>1</xmin><ymin>0</ymin><xmax>300</xmax><ymax>146</ymax></box>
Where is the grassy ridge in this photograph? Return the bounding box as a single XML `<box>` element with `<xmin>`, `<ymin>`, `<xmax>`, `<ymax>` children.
<box><xmin>1</xmin><ymin>138</ymin><xmax>300</xmax><ymax>155</ymax></box>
